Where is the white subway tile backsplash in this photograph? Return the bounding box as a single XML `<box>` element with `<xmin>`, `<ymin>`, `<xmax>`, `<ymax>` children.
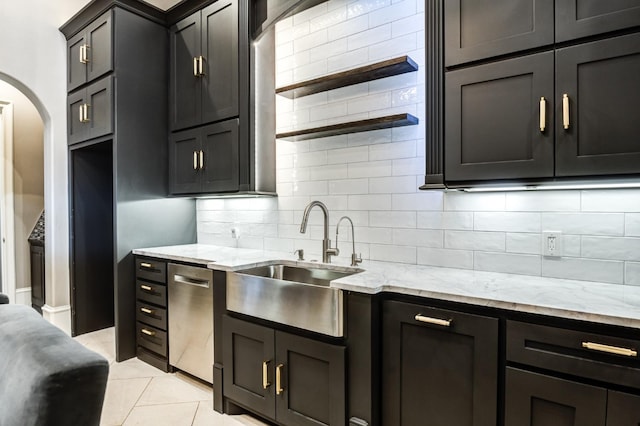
<box><xmin>506</xmin><ymin>233</ymin><xmax>541</xmax><ymax>255</ymax></box>
<box><xmin>394</xmin><ymin>228</ymin><xmax>443</xmax><ymax>247</ymax></box>
<box><xmin>625</xmin><ymin>213</ymin><xmax>640</xmax><ymax>236</ymax></box>
<box><xmin>417</xmin><ymin>247</ymin><xmax>473</xmax><ymax>269</ymax></box>
<box><xmin>543</xmin><ymin>258</ymin><xmax>623</xmax><ymax>284</ymax></box>
<box><xmin>349</xmin><ymin>194</ymin><xmax>392</xmax><ymax>210</ymax></box>
<box><xmin>370</xmin><ymin>244</ymin><xmax>416</xmax><ymax>264</ymax></box>
<box><xmin>581</xmin><ymin>236</ymin><xmax>640</xmax><ymax>261</ymax></box>
<box><xmin>444</xmin><ymin>192</ymin><xmax>506</xmax><ymax>212</ymax></box>
<box><xmin>506</xmin><ymin>191</ymin><xmax>581</xmax><ymax>212</ymax></box>
<box><xmin>196</xmin><ymin>0</ymin><xmax>640</xmax><ymax>291</ymax></box>
<box><xmin>625</xmin><ymin>262</ymin><xmax>640</xmax><ymax>286</ymax></box>
<box><xmin>446</xmin><ymin>231</ymin><xmax>505</xmax><ymax>251</ymax></box>
<box><xmin>475</xmin><ymin>252</ymin><xmax>541</xmax><ymax>276</ymax></box>
<box><xmin>475</xmin><ymin>212</ymin><xmax>541</xmax><ymax>233</ymax></box>
<box><xmin>417</xmin><ymin>212</ymin><xmax>473</xmax><ymax>230</ymax></box>
<box><xmin>370</xmin><ymin>211</ymin><xmax>416</xmax><ymax>228</ymax></box>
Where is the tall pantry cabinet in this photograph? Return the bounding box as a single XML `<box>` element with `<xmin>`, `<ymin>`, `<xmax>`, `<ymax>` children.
<box><xmin>61</xmin><ymin>0</ymin><xmax>196</xmax><ymax>360</ymax></box>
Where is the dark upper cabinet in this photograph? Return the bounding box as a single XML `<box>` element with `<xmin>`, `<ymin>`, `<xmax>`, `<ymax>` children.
<box><xmin>170</xmin><ymin>0</ymin><xmax>239</xmax><ymax>131</ymax></box>
<box><xmin>67</xmin><ymin>77</ymin><xmax>113</xmax><ymax>145</ymax></box>
<box><xmin>169</xmin><ymin>119</ymin><xmax>239</xmax><ymax>194</ymax></box>
<box><xmin>223</xmin><ymin>315</ymin><xmax>346</xmax><ymax>426</ymax></box>
<box><xmin>67</xmin><ymin>10</ymin><xmax>113</xmax><ymax>92</ymax></box>
<box><xmin>381</xmin><ymin>300</ymin><xmax>498</xmax><ymax>426</ymax></box>
<box><xmin>556</xmin><ymin>0</ymin><xmax>640</xmax><ymax>42</ymax></box>
<box><xmin>445</xmin><ymin>52</ymin><xmax>554</xmax><ymax>182</ymax></box>
<box><xmin>444</xmin><ymin>0</ymin><xmax>554</xmax><ymax>67</ymax></box>
<box><xmin>555</xmin><ymin>33</ymin><xmax>640</xmax><ymax>177</ymax></box>
<box><xmin>607</xmin><ymin>391</ymin><xmax>640</xmax><ymax>426</ymax></box>
<box><xmin>505</xmin><ymin>368</ymin><xmax>607</xmax><ymax>426</ymax></box>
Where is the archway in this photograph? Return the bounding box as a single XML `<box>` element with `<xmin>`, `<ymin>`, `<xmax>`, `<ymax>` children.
<box><xmin>0</xmin><ymin>76</ymin><xmax>45</xmax><ymax>309</ymax></box>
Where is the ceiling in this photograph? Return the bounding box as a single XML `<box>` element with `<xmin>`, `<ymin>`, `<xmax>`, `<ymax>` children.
<box><xmin>141</xmin><ymin>0</ymin><xmax>183</xmax><ymax>11</ymax></box>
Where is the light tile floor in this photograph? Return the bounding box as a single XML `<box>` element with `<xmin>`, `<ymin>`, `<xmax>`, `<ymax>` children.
<box><xmin>74</xmin><ymin>328</ymin><xmax>269</xmax><ymax>426</ymax></box>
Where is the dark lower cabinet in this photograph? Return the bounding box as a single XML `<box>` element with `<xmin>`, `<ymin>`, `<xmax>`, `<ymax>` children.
<box><xmin>29</xmin><ymin>244</ymin><xmax>45</xmax><ymax>313</ymax></box>
<box><xmin>607</xmin><ymin>391</ymin><xmax>640</xmax><ymax>426</ymax></box>
<box><xmin>223</xmin><ymin>315</ymin><xmax>346</xmax><ymax>426</ymax></box>
<box><xmin>445</xmin><ymin>52</ymin><xmax>554</xmax><ymax>182</ymax></box>
<box><xmin>555</xmin><ymin>32</ymin><xmax>640</xmax><ymax>177</ymax></box>
<box><xmin>505</xmin><ymin>368</ymin><xmax>607</xmax><ymax>426</ymax></box>
<box><xmin>381</xmin><ymin>300</ymin><xmax>498</xmax><ymax>426</ymax></box>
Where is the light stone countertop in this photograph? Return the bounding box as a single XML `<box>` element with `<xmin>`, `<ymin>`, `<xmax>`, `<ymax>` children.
<box><xmin>133</xmin><ymin>243</ymin><xmax>640</xmax><ymax>329</ymax></box>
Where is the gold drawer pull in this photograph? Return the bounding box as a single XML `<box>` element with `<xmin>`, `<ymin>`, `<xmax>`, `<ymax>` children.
<box><xmin>562</xmin><ymin>93</ymin><xmax>570</xmax><ymax>130</ymax></box>
<box><xmin>140</xmin><ymin>284</ymin><xmax>153</xmax><ymax>291</ymax></box>
<box><xmin>141</xmin><ymin>328</ymin><xmax>156</xmax><ymax>337</ymax></box>
<box><xmin>582</xmin><ymin>342</ymin><xmax>637</xmax><ymax>357</ymax></box>
<box><xmin>262</xmin><ymin>361</ymin><xmax>271</xmax><ymax>389</ymax></box>
<box><xmin>415</xmin><ymin>314</ymin><xmax>451</xmax><ymax>327</ymax></box>
<box><xmin>140</xmin><ymin>262</ymin><xmax>153</xmax><ymax>269</ymax></box>
<box><xmin>140</xmin><ymin>307</ymin><xmax>154</xmax><ymax>315</ymax></box>
<box><xmin>539</xmin><ymin>96</ymin><xmax>546</xmax><ymax>132</ymax></box>
<box><xmin>276</xmin><ymin>364</ymin><xmax>284</xmax><ymax>395</ymax></box>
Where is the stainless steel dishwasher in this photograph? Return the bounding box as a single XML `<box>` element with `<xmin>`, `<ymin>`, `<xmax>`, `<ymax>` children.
<box><xmin>168</xmin><ymin>263</ymin><xmax>214</xmax><ymax>383</ymax></box>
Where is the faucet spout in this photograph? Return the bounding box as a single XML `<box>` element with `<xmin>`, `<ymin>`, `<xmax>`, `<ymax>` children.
<box><xmin>300</xmin><ymin>201</ymin><xmax>338</xmax><ymax>263</ymax></box>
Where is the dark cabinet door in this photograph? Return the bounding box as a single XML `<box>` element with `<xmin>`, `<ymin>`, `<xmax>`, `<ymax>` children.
<box><xmin>68</xmin><ymin>89</ymin><xmax>87</xmax><ymax>145</ymax></box>
<box><xmin>607</xmin><ymin>391</ymin><xmax>640</xmax><ymax>426</ymax></box>
<box><xmin>556</xmin><ymin>0</ymin><xmax>640</xmax><ymax>42</ymax></box>
<box><xmin>169</xmin><ymin>127</ymin><xmax>201</xmax><ymax>194</ymax></box>
<box><xmin>274</xmin><ymin>331</ymin><xmax>346</xmax><ymax>426</ymax></box>
<box><xmin>444</xmin><ymin>0</ymin><xmax>554</xmax><ymax>67</ymax></box>
<box><xmin>66</xmin><ymin>10</ymin><xmax>112</xmax><ymax>91</ymax></box>
<box><xmin>170</xmin><ymin>11</ymin><xmax>202</xmax><ymax>131</ymax></box>
<box><xmin>381</xmin><ymin>300</ymin><xmax>498</xmax><ymax>426</ymax></box>
<box><xmin>555</xmin><ymin>33</ymin><xmax>640</xmax><ymax>177</ymax></box>
<box><xmin>85</xmin><ymin>11</ymin><xmax>113</xmax><ymax>84</ymax></box>
<box><xmin>200</xmin><ymin>120</ymin><xmax>239</xmax><ymax>193</ymax></box>
<box><xmin>223</xmin><ymin>316</ymin><xmax>276</xmax><ymax>420</ymax></box>
<box><xmin>505</xmin><ymin>367</ymin><xmax>607</xmax><ymax>426</ymax></box>
<box><xmin>201</xmin><ymin>0</ymin><xmax>239</xmax><ymax>124</ymax></box>
<box><xmin>445</xmin><ymin>52</ymin><xmax>554</xmax><ymax>182</ymax></box>
<box><xmin>30</xmin><ymin>245</ymin><xmax>45</xmax><ymax>312</ymax></box>
<box><xmin>85</xmin><ymin>77</ymin><xmax>113</xmax><ymax>141</ymax></box>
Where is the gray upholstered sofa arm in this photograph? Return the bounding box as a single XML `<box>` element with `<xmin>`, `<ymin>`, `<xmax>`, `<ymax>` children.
<box><xmin>0</xmin><ymin>293</ymin><xmax>9</xmax><ymax>304</ymax></box>
<box><xmin>0</xmin><ymin>304</ymin><xmax>109</xmax><ymax>426</ymax></box>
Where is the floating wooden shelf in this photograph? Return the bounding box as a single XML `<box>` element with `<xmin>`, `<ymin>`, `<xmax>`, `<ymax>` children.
<box><xmin>276</xmin><ymin>113</ymin><xmax>419</xmax><ymax>141</ymax></box>
<box><xmin>275</xmin><ymin>56</ymin><xmax>419</xmax><ymax>99</ymax></box>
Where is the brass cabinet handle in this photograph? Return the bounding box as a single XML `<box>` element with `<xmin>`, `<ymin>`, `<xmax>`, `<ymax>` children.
<box><xmin>199</xmin><ymin>150</ymin><xmax>204</xmax><ymax>169</ymax></box>
<box><xmin>140</xmin><ymin>307</ymin><xmax>154</xmax><ymax>315</ymax></box>
<box><xmin>140</xmin><ymin>284</ymin><xmax>153</xmax><ymax>291</ymax></box>
<box><xmin>79</xmin><ymin>44</ymin><xmax>90</xmax><ymax>64</ymax></box>
<box><xmin>79</xmin><ymin>105</ymin><xmax>84</xmax><ymax>123</ymax></box>
<box><xmin>562</xmin><ymin>93</ymin><xmax>570</xmax><ymax>130</ymax></box>
<box><xmin>79</xmin><ymin>45</ymin><xmax>85</xmax><ymax>64</ymax></box>
<box><xmin>276</xmin><ymin>364</ymin><xmax>284</xmax><ymax>395</ymax></box>
<box><xmin>79</xmin><ymin>104</ymin><xmax>90</xmax><ymax>123</ymax></box>
<box><xmin>193</xmin><ymin>151</ymin><xmax>198</xmax><ymax>170</ymax></box>
<box><xmin>262</xmin><ymin>361</ymin><xmax>271</xmax><ymax>389</ymax></box>
<box><xmin>193</xmin><ymin>57</ymin><xmax>199</xmax><ymax>77</ymax></box>
<box><xmin>141</xmin><ymin>328</ymin><xmax>156</xmax><ymax>336</ymax></box>
<box><xmin>198</xmin><ymin>56</ymin><xmax>204</xmax><ymax>76</ymax></box>
<box><xmin>140</xmin><ymin>262</ymin><xmax>152</xmax><ymax>268</ymax></box>
<box><xmin>539</xmin><ymin>96</ymin><xmax>546</xmax><ymax>132</ymax></box>
<box><xmin>582</xmin><ymin>342</ymin><xmax>637</xmax><ymax>357</ymax></box>
<box><xmin>415</xmin><ymin>314</ymin><xmax>452</xmax><ymax>327</ymax></box>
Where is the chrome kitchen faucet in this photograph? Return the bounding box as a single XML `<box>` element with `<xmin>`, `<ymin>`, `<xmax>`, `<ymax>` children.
<box><xmin>299</xmin><ymin>200</ymin><xmax>339</xmax><ymax>263</ymax></box>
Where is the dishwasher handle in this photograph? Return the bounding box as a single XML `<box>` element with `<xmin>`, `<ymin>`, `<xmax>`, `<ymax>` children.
<box><xmin>172</xmin><ymin>274</ymin><xmax>210</xmax><ymax>288</ymax></box>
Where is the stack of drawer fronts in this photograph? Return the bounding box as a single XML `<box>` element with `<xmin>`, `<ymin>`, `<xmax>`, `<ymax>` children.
<box><xmin>135</xmin><ymin>257</ymin><xmax>170</xmax><ymax>371</ymax></box>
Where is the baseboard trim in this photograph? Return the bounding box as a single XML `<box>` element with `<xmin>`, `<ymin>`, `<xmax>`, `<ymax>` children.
<box><xmin>14</xmin><ymin>287</ymin><xmax>31</xmax><ymax>306</ymax></box>
<box><xmin>42</xmin><ymin>304</ymin><xmax>72</xmax><ymax>335</ymax></box>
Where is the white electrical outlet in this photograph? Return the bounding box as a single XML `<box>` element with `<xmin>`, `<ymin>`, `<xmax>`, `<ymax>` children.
<box><xmin>231</xmin><ymin>227</ymin><xmax>240</xmax><ymax>239</ymax></box>
<box><xmin>542</xmin><ymin>231</ymin><xmax>563</xmax><ymax>257</ymax></box>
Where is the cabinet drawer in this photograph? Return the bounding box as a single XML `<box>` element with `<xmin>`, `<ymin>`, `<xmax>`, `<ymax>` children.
<box><xmin>136</xmin><ymin>280</ymin><xmax>167</xmax><ymax>307</ymax></box>
<box><xmin>136</xmin><ymin>301</ymin><xmax>167</xmax><ymax>330</ymax></box>
<box><xmin>507</xmin><ymin>320</ymin><xmax>640</xmax><ymax>388</ymax></box>
<box><xmin>137</xmin><ymin>322</ymin><xmax>167</xmax><ymax>357</ymax></box>
<box><xmin>136</xmin><ymin>258</ymin><xmax>166</xmax><ymax>283</ymax></box>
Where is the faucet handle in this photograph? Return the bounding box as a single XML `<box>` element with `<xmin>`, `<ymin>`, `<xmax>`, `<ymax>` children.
<box><xmin>351</xmin><ymin>252</ymin><xmax>363</xmax><ymax>266</ymax></box>
<box><xmin>293</xmin><ymin>249</ymin><xmax>304</xmax><ymax>261</ymax></box>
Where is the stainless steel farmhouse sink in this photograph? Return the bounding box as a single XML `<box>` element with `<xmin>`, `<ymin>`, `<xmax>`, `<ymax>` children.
<box><xmin>226</xmin><ymin>261</ymin><xmax>363</xmax><ymax>337</ymax></box>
